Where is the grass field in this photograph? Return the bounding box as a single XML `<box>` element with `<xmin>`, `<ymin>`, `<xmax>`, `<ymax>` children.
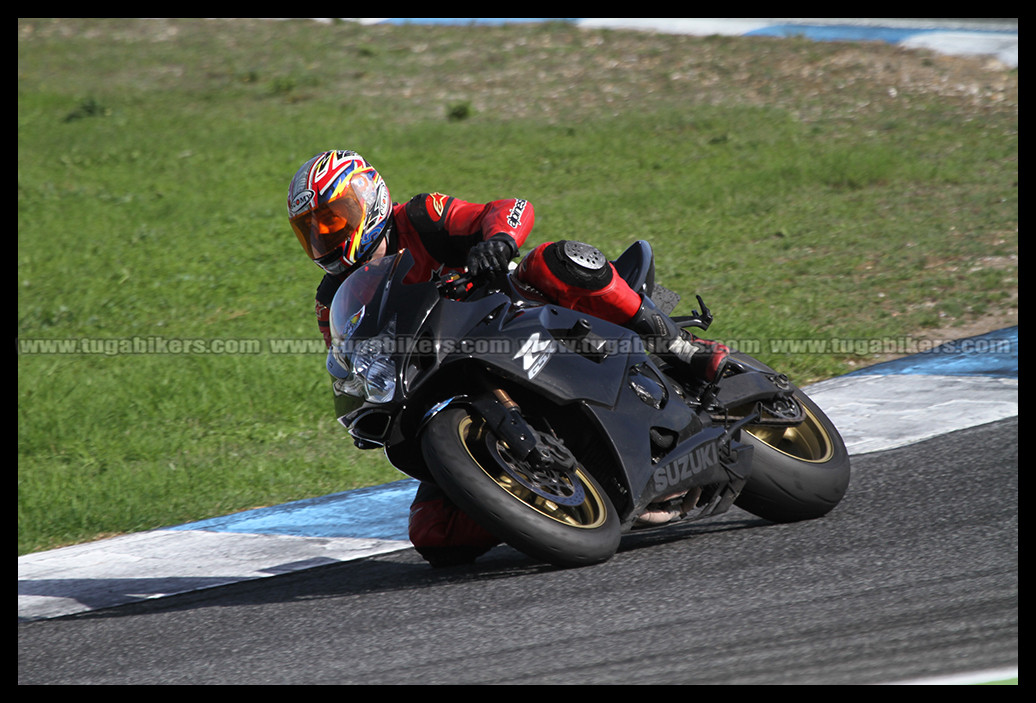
<box><xmin>17</xmin><ymin>18</ymin><xmax>1017</xmax><ymax>555</ymax></box>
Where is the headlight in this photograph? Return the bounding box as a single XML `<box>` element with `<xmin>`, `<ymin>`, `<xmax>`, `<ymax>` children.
<box><xmin>331</xmin><ymin>317</ymin><xmax>397</xmax><ymax>404</ymax></box>
<box><xmin>350</xmin><ymin>339</ymin><xmax>397</xmax><ymax>403</ymax></box>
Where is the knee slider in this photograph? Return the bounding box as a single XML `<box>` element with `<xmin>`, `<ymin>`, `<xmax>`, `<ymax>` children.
<box><xmin>544</xmin><ymin>240</ymin><xmax>613</xmax><ymax>290</ymax></box>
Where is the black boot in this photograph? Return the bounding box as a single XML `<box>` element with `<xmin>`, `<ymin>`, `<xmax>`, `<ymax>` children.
<box><xmin>627</xmin><ymin>296</ymin><xmax>729</xmax><ymax>383</ymax></box>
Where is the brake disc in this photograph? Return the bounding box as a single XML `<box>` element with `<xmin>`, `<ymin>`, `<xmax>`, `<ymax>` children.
<box><xmin>489</xmin><ymin>431</ymin><xmax>586</xmax><ymax>506</ymax></box>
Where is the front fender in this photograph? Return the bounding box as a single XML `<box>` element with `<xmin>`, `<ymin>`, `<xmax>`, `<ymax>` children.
<box><xmin>417</xmin><ymin>394</ymin><xmax>472</xmax><ymax>437</ymax></box>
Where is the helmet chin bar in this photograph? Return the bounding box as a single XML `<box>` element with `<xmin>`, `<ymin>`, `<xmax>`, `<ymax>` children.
<box><xmin>315</xmin><ymin>248</ymin><xmax>348</xmax><ymax>275</ymax></box>
<box><xmin>316</xmin><ymin>225</ymin><xmax>394</xmax><ymax>277</ymax></box>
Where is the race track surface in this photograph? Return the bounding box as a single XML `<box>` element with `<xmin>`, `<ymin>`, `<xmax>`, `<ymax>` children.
<box><xmin>18</xmin><ymin>417</ymin><xmax>1017</xmax><ymax>684</ymax></box>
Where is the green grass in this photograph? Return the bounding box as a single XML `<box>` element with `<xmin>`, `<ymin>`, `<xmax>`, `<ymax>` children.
<box><xmin>17</xmin><ymin>19</ymin><xmax>1017</xmax><ymax>555</ymax></box>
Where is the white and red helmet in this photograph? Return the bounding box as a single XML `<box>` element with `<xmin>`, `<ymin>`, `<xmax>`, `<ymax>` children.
<box><xmin>288</xmin><ymin>150</ymin><xmax>392</xmax><ymax>274</ymax></box>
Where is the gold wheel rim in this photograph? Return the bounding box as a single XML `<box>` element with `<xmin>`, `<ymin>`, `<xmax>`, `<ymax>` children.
<box><xmin>458</xmin><ymin>416</ymin><xmax>609</xmax><ymax>529</ymax></box>
<box><xmin>744</xmin><ymin>404</ymin><xmax>835</xmax><ymax>463</ymax></box>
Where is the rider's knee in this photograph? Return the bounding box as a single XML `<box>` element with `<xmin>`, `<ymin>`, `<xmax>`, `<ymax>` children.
<box><xmin>540</xmin><ymin>240</ymin><xmax>613</xmax><ymax>290</ymax></box>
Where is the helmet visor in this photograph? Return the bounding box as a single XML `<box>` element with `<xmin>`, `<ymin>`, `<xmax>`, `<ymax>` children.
<box><xmin>289</xmin><ymin>184</ymin><xmax>369</xmax><ymax>263</ymax></box>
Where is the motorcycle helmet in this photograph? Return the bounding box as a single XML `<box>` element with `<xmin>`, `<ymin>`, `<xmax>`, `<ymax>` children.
<box><xmin>287</xmin><ymin>150</ymin><xmax>392</xmax><ymax>275</ymax></box>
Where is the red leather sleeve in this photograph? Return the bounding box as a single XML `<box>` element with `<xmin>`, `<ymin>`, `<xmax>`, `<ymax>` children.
<box><xmin>410</xmin><ymin>193</ymin><xmax>534</xmax><ymax>251</ymax></box>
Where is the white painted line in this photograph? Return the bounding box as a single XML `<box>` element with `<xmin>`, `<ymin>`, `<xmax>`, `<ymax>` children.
<box><xmin>900</xmin><ymin>32</ymin><xmax>1018</xmax><ymax>67</ymax></box>
<box><xmin>804</xmin><ymin>374</ymin><xmax>1018</xmax><ymax>455</ymax></box>
<box><xmin>573</xmin><ymin>18</ymin><xmax>1019</xmax><ymax>67</ymax></box>
<box><xmin>884</xmin><ymin>665</ymin><xmax>1017</xmax><ymax>685</ymax></box>
<box><xmin>18</xmin><ymin>530</ymin><xmax>409</xmax><ymax>620</ymax></box>
<box><xmin>575</xmin><ymin>18</ymin><xmax>774</xmax><ymax>36</ymax></box>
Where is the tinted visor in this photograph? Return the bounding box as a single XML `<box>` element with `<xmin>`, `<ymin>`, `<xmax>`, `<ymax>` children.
<box><xmin>289</xmin><ymin>185</ymin><xmax>368</xmax><ymax>263</ymax></box>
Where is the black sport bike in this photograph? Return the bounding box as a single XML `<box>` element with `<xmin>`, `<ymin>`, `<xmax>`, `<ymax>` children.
<box><xmin>327</xmin><ymin>241</ymin><xmax>850</xmax><ymax>567</ymax></box>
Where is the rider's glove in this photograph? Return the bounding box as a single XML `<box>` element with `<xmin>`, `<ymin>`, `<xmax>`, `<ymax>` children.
<box><xmin>466</xmin><ymin>234</ymin><xmax>518</xmax><ymax>277</ymax></box>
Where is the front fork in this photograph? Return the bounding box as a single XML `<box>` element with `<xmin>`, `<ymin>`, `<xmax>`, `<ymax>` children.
<box><xmin>469</xmin><ymin>388</ymin><xmax>576</xmax><ymax>471</ymax></box>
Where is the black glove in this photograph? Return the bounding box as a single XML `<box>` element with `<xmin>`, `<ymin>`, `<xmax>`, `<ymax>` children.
<box><xmin>466</xmin><ymin>234</ymin><xmax>518</xmax><ymax>277</ymax></box>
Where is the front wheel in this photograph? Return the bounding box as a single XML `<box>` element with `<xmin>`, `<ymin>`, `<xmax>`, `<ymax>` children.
<box><xmin>421</xmin><ymin>407</ymin><xmax>620</xmax><ymax>567</ymax></box>
<box><xmin>728</xmin><ymin>357</ymin><xmax>851</xmax><ymax>523</ymax></box>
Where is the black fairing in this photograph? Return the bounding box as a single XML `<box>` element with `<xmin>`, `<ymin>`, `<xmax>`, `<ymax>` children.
<box><xmin>329</xmin><ymin>245</ymin><xmax>757</xmax><ymax>527</ymax></box>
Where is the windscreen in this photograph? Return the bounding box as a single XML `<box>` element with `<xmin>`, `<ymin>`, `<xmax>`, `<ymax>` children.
<box><xmin>328</xmin><ymin>255</ymin><xmax>398</xmax><ymax>343</ymax></box>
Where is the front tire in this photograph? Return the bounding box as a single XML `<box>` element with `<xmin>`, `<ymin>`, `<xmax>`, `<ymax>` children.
<box><xmin>421</xmin><ymin>407</ymin><xmax>620</xmax><ymax>567</ymax></box>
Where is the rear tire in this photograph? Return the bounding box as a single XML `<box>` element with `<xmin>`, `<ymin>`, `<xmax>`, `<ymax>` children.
<box><xmin>421</xmin><ymin>407</ymin><xmax>621</xmax><ymax>567</ymax></box>
<box><xmin>728</xmin><ymin>354</ymin><xmax>851</xmax><ymax>523</ymax></box>
<box><xmin>734</xmin><ymin>389</ymin><xmax>851</xmax><ymax>522</ymax></box>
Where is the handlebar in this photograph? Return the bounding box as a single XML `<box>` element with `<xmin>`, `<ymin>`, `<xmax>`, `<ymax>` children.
<box><xmin>440</xmin><ymin>272</ymin><xmax>476</xmax><ymax>300</ymax></box>
<box><xmin>439</xmin><ymin>268</ymin><xmax>510</xmax><ymax>301</ymax></box>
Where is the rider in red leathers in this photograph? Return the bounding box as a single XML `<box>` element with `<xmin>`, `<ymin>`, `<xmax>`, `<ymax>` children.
<box><xmin>288</xmin><ymin>150</ymin><xmax>728</xmax><ymax>567</ymax></box>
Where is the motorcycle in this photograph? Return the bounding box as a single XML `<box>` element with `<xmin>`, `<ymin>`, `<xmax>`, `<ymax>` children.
<box><xmin>326</xmin><ymin>241</ymin><xmax>850</xmax><ymax>567</ymax></box>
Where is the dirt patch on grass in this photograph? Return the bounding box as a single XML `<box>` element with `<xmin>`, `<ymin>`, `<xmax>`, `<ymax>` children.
<box><xmin>19</xmin><ymin>19</ymin><xmax>1019</xmax><ymax>125</ymax></box>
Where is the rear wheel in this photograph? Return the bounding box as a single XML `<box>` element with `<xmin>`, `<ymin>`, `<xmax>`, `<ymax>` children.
<box><xmin>735</xmin><ymin>389</ymin><xmax>851</xmax><ymax>522</ymax></box>
<box><xmin>727</xmin><ymin>355</ymin><xmax>851</xmax><ymax>523</ymax></box>
<box><xmin>421</xmin><ymin>407</ymin><xmax>620</xmax><ymax>567</ymax></box>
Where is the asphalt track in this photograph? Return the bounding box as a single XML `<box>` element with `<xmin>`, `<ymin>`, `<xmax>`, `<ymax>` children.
<box><xmin>17</xmin><ymin>415</ymin><xmax>1018</xmax><ymax>685</ymax></box>
<box><xmin>18</xmin><ymin>19</ymin><xmax>1017</xmax><ymax>685</ymax></box>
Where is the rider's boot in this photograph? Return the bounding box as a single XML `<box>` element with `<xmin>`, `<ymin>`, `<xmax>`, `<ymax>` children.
<box><xmin>627</xmin><ymin>295</ymin><xmax>730</xmax><ymax>383</ymax></box>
